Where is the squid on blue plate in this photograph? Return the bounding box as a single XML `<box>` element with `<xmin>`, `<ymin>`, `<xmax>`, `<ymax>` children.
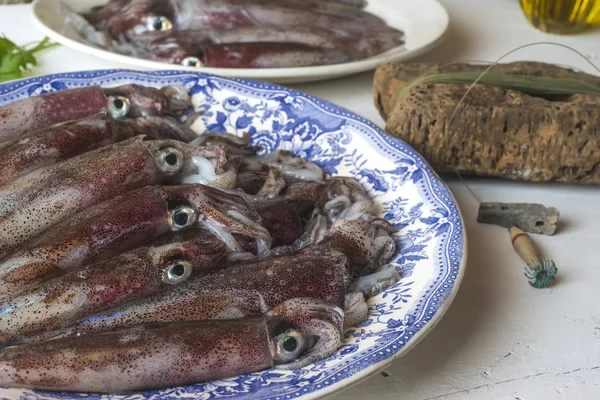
<box><xmin>18</xmin><ymin>212</ymin><xmax>399</xmax><ymax>345</ymax></box>
<box><xmin>0</xmin><ymin>298</ymin><xmax>344</xmax><ymax>393</ymax></box>
<box><xmin>16</xmin><ymin>246</ymin><xmax>349</xmax><ymax>343</ymax></box>
<box><xmin>0</xmin><ymin>113</ymin><xmax>199</xmax><ymax>186</ymax></box>
<box><xmin>0</xmin><ymin>84</ymin><xmax>190</xmax><ymax>142</ymax></box>
<box><xmin>0</xmin><ymin>196</ymin><xmax>311</xmax><ymax>345</ymax></box>
<box><xmin>0</xmin><ymin>231</ymin><xmax>228</xmax><ymax>344</ymax></box>
<box><xmin>0</xmin><ymin>181</ymin><xmax>283</xmax><ymax>299</ymax></box>
<box><xmin>0</xmin><ymin>135</ymin><xmax>256</xmax><ymax>262</ymax></box>
<box><xmin>274</xmin><ymin>177</ymin><xmax>398</xmax><ymax>281</ymax></box>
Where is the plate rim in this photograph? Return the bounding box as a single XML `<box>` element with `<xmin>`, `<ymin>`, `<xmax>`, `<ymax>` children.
<box><xmin>0</xmin><ymin>69</ymin><xmax>467</xmax><ymax>400</ymax></box>
<box><xmin>30</xmin><ymin>0</ymin><xmax>450</xmax><ymax>84</ymax></box>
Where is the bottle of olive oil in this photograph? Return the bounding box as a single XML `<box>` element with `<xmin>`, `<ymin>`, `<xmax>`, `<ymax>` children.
<box><xmin>519</xmin><ymin>0</ymin><xmax>600</xmax><ymax>34</ymax></box>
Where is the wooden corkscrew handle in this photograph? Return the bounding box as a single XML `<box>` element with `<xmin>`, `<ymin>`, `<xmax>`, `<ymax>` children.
<box><xmin>509</xmin><ymin>226</ymin><xmax>539</xmax><ymax>268</ymax></box>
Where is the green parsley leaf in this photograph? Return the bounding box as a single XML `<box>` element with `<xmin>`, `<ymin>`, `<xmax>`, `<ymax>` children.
<box><xmin>0</xmin><ymin>35</ymin><xmax>58</xmax><ymax>83</ymax></box>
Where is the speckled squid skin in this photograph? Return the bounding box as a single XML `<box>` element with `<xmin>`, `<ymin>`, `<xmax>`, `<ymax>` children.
<box><xmin>0</xmin><ymin>84</ymin><xmax>188</xmax><ymax>142</ymax></box>
<box><xmin>102</xmin><ymin>0</ymin><xmax>398</xmax><ymax>39</ymax></box>
<box><xmin>118</xmin><ymin>25</ymin><xmax>402</xmax><ymax>65</ymax></box>
<box><xmin>0</xmin><ymin>186</ymin><xmax>172</xmax><ymax>300</ymax></box>
<box><xmin>282</xmin><ymin>180</ymin><xmax>328</xmax><ymax>204</ymax></box>
<box><xmin>35</xmin><ymin>247</ymin><xmax>347</xmax><ymax>341</ymax></box>
<box><xmin>0</xmin><ymin>182</ymin><xmax>280</xmax><ymax>300</ymax></box>
<box><xmin>143</xmin><ymin>41</ymin><xmax>353</xmax><ymax>68</ymax></box>
<box><xmin>323</xmin><ymin>217</ymin><xmax>396</xmax><ymax>283</ymax></box>
<box><xmin>326</xmin><ymin>219</ymin><xmax>383</xmax><ymax>281</ymax></box>
<box><xmin>0</xmin><ymin>87</ymin><xmax>108</xmax><ymax>142</ymax></box>
<box><xmin>0</xmin><ymin>115</ymin><xmax>142</xmax><ymax>186</ymax></box>
<box><xmin>0</xmin><ymin>232</ymin><xmax>227</xmax><ymax>345</ymax></box>
<box><xmin>0</xmin><ymin>318</ymin><xmax>273</xmax><ymax>393</ymax></box>
<box><xmin>251</xmin><ymin>199</ymin><xmax>304</xmax><ymax>247</ymax></box>
<box><xmin>0</xmin><ymin>137</ymin><xmax>207</xmax><ymax>262</ymax></box>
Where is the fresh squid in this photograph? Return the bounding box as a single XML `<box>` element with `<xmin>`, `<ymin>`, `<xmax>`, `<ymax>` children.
<box><xmin>0</xmin><ymin>114</ymin><xmax>198</xmax><ymax>186</ymax></box>
<box><xmin>227</xmin><ymin>152</ymin><xmax>324</xmax><ymax>203</ymax></box>
<box><xmin>240</xmin><ymin>150</ymin><xmax>325</xmax><ymax>182</ymax></box>
<box><xmin>111</xmin><ymin>27</ymin><xmax>402</xmax><ymax>67</ymax></box>
<box><xmin>63</xmin><ymin>0</ymin><xmax>402</xmax><ymax>68</ymax></box>
<box><xmin>0</xmin><ymin>136</ymin><xmax>240</xmax><ymax>260</ymax></box>
<box><xmin>0</xmin><ymin>298</ymin><xmax>344</xmax><ymax>393</ymax></box>
<box><xmin>0</xmin><ymin>74</ymin><xmax>407</xmax><ymax>392</ymax></box>
<box><xmin>276</xmin><ymin>216</ymin><xmax>398</xmax><ymax>283</ymax></box>
<box><xmin>0</xmin><ymin>231</ymin><xmax>227</xmax><ymax>344</ymax></box>
<box><xmin>324</xmin><ymin>217</ymin><xmax>398</xmax><ymax>282</ymax></box>
<box><xmin>84</xmin><ymin>0</ymin><xmax>372</xmax><ymax>27</ymax></box>
<box><xmin>194</xmin><ymin>131</ymin><xmax>261</xmax><ymax>157</ymax></box>
<box><xmin>276</xmin><ymin>177</ymin><xmax>375</xmax><ymax>249</ymax></box>
<box><xmin>21</xmin><ymin>222</ymin><xmax>398</xmax><ymax>345</ymax></box>
<box><xmin>275</xmin><ymin>178</ymin><xmax>397</xmax><ymax>281</ymax></box>
<box><xmin>0</xmin><ymin>184</ymin><xmax>273</xmax><ymax>299</ymax></box>
<box><xmin>283</xmin><ymin>177</ymin><xmax>375</xmax><ymax>219</ymax></box>
<box><xmin>88</xmin><ymin>0</ymin><xmax>397</xmax><ymax>38</ymax></box>
<box><xmin>25</xmin><ymin>247</ymin><xmax>348</xmax><ymax>343</ymax></box>
<box><xmin>0</xmin><ymin>84</ymin><xmax>190</xmax><ymax>142</ymax></box>
<box><xmin>251</xmin><ymin>198</ymin><xmax>305</xmax><ymax>247</ymax></box>
<box><xmin>140</xmin><ymin>41</ymin><xmax>352</xmax><ymax>69</ymax></box>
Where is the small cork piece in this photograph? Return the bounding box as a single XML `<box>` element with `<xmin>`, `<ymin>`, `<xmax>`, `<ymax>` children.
<box><xmin>477</xmin><ymin>202</ymin><xmax>559</xmax><ymax>235</ymax></box>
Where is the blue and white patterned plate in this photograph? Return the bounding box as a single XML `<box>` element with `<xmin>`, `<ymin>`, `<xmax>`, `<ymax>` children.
<box><xmin>0</xmin><ymin>70</ymin><xmax>466</xmax><ymax>400</ymax></box>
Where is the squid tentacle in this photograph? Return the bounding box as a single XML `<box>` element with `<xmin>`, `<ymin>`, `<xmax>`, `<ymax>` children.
<box><xmin>255</xmin><ymin>167</ymin><xmax>286</xmax><ymax>201</ymax></box>
<box><xmin>350</xmin><ymin>265</ymin><xmax>401</xmax><ymax>299</ymax></box>
<box><xmin>343</xmin><ymin>292</ymin><xmax>369</xmax><ymax>329</ymax></box>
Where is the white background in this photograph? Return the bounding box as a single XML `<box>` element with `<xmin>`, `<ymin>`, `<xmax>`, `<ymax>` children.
<box><xmin>2</xmin><ymin>1</ymin><xmax>600</xmax><ymax>399</ymax></box>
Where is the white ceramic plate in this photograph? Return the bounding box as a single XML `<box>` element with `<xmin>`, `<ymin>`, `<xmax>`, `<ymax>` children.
<box><xmin>0</xmin><ymin>69</ymin><xmax>466</xmax><ymax>399</ymax></box>
<box><xmin>31</xmin><ymin>0</ymin><xmax>449</xmax><ymax>84</ymax></box>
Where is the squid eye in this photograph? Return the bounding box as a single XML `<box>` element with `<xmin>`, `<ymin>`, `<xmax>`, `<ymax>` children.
<box><xmin>158</xmin><ymin>147</ymin><xmax>184</xmax><ymax>175</ymax></box>
<box><xmin>162</xmin><ymin>260</ymin><xmax>192</xmax><ymax>285</ymax></box>
<box><xmin>169</xmin><ymin>205</ymin><xmax>198</xmax><ymax>231</ymax></box>
<box><xmin>107</xmin><ymin>96</ymin><xmax>130</xmax><ymax>119</ymax></box>
<box><xmin>272</xmin><ymin>330</ymin><xmax>308</xmax><ymax>364</ymax></box>
<box><xmin>181</xmin><ymin>57</ymin><xmax>202</xmax><ymax>68</ymax></box>
<box><xmin>145</xmin><ymin>15</ymin><xmax>173</xmax><ymax>32</ymax></box>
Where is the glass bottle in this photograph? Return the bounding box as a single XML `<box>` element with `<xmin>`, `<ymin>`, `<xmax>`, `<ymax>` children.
<box><xmin>519</xmin><ymin>0</ymin><xmax>600</xmax><ymax>34</ymax></box>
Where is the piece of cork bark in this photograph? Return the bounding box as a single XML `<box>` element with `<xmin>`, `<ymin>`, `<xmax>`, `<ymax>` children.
<box><xmin>373</xmin><ymin>62</ymin><xmax>600</xmax><ymax>183</ymax></box>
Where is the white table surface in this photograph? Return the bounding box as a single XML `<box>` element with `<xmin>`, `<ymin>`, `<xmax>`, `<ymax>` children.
<box><xmin>2</xmin><ymin>1</ymin><xmax>600</xmax><ymax>399</ymax></box>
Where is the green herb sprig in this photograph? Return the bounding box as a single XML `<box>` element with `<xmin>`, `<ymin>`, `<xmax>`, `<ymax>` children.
<box><xmin>394</xmin><ymin>43</ymin><xmax>600</xmax><ymax>108</ymax></box>
<box><xmin>0</xmin><ymin>36</ymin><xmax>58</xmax><ymax>82</ymax></box>
<box><xmin>395</xmin><ymin>71</ymin><xmax>600</xmax><ymax>103</ymax></box>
